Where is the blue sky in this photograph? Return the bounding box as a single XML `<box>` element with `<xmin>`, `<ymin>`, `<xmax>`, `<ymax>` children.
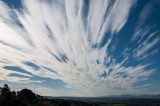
<box><xmin>0</xmin><ymin>0</ymin><xmax>160</xmax><ymax>97</ymax></box>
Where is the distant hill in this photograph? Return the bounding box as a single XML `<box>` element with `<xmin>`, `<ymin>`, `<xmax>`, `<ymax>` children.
<box><xmin>45</xmin><ymin>95</ymin><xmax>160</xmax><ymax>103</ymax></box>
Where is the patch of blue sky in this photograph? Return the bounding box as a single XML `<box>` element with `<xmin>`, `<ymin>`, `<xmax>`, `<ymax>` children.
<box><xmin>23</xmin><ymin>61</ymin><xmax>40</xmax><ymax>70</ymax></box>
<box><xmin>100</xmin><ymin>71</ymin><xmax>107</xmax><ymax>78</ymax></box>
<box><xmin>8</xmin><ymin>73</ymin><xmax>30</xmax><ymax>78</ymax></box>
<box><xmin>2</xmin><ymin>0</ymin><xmax>22</xmax><ymax>9</ymax></box>
<box><xmin>30</xmin><ymin>76</ymin><xmax>67</xmax><ymax>89</ymax></box>
<box><xmin>3</xmin><ymin>66</ymin><xmax>33</xmax><ymax>76</ymax></box>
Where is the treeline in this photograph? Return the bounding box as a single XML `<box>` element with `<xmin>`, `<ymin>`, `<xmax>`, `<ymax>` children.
<box><xmin>0</xmin><ymin>84</ymin><xmax>43</xmax><ymax>106</ymax></box>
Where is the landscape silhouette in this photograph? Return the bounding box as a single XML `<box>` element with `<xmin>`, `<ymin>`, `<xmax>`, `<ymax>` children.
<box><xmin>0</xmin><ymin>84</ymin><xmax>160</xmax><ymax>106</ymax></box>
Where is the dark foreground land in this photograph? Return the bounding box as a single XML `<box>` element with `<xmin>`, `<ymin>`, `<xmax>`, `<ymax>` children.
<box><xmin>0</xmin><ymin>84</ymin><xmax>160</xmax><ymax>106</ymax></box>
<box><xmin>42</xmin><ymin>97</ymin><xmax>160</xmax><ymax>106</ymax></box>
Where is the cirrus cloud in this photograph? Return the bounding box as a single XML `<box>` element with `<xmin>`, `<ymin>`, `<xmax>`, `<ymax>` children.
<box><xmin>0</xmin><ymin>0</ymin><xmax>160</xmax><ymax>96</ymax></box>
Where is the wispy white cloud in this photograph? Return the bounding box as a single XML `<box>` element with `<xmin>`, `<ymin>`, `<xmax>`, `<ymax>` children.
<box><xmin>131</xmin><ymin>1</ymin><xmax>155</xmax><ymax>42</ymax></box>
<box><xmin>131</xmin><ymin>1</ymin><xmax>160</xmax><ymax>61</ymax></box>
<box><xmin>133</xmin><ymin>31</ymin><xmax>160</xmax><ymax>60</ymax></box>
<box><xmin>0</xmin><ymin>0</ymin><xmax>158</xmax><ymax>96</ymax></box>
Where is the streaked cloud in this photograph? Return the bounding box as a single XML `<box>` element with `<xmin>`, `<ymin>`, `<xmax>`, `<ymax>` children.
<box><xmin>0</xmin><ymin>0</ymin><xmax>160</xmax><ymax>96</ymax></box>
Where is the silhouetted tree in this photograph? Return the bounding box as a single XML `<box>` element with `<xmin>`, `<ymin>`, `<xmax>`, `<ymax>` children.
<box><xmin>3</xmin><ymin>84</ymin><xmax>10</xmax><ymax>90</ymax></box>
<box><xmin>0</xmin><ymin>84</ymin><xmax>12</xmax><ymax>106</ymax></box>
<box><xmin>0</xmin><ymin>84</ymin><xmax>43</xmax><ymax>106</ymax></box>
<box><xmin>11</xmin><ymin>91</ymin><xmax>16</xmax><ymax>97</ymax></box>
<box><xmin>17</xmin><ymin>88</ymin><xmax>36</xmax><ymax>103</ymax></box>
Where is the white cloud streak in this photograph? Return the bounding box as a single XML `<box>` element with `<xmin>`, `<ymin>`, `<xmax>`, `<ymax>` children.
<box><xmin>0</xmin><ymin>0</ymin><xmax>158</xmax><ymax>96</ymax></box>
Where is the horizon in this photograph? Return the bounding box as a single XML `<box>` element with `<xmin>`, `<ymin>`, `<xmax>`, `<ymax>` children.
<box><xmin>0</xmin><ymin>0</ymin><xmax>160</xmax><ymax>97</ymax></box>
<box><xmin>1</xmin><ymin>84</ymin><xmax>160</xmax><ymax>98</ymax></box>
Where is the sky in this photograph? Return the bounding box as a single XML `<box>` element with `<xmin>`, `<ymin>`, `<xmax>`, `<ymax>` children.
<box><xmin>0</xmin><ymin>0</ymin><xmax>160</xmax><ymax>97</ymax></box>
